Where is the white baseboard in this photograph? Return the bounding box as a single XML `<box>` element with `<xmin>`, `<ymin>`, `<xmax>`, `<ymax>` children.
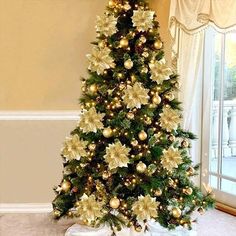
<box><xmin>0</xmin><ymin>203</ymin><xmax>52</xmax><ymax>213</ymax></box>
<box><xmin>0</xmin><ymin>111</ymin><xmax>80</xmax><ymax>121</ymax></box>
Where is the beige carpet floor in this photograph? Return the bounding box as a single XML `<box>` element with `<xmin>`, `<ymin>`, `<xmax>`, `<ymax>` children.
<box><xmin>0</xmin><ymin>209</ymin><xmax>235</xmax><ymax>236</ymax></box>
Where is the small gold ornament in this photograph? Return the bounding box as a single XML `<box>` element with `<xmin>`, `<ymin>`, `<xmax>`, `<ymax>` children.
<box><xmin>154</xmin><ymin>188</ymin><xmax>162</xmax><ymax>197</ymax></box>
<box><xmin>124</xmin><ymin>59</ymin><xmax>133</xmax><ymax>69</ymax></box>
<box><xmin>102</xmin><ymin>171</ymin><xmax>110</xmax><ymax>180</ymax></box>
<box><xmin>198</xmin><ymin>207</ymin><xmax>205</xmax><ymax>215</ymax></box>
<box><xmin>165</xmin><ymin>92</ymin><xmax>175</xmax><ymax>101</ymax></box>
<box><xmin>89</xmin><ymin>84</ymin><xmax>98</xmax><ymax>93</ymax></box>
<box><xmin>136</xmin><ymin>161</ymin><xmax>147</xmax><ymax>173</ymax></box>
<box><xmin>168</xmin><ymin>135</ymin><xmax>176</xmax><ymax>142</ymax></box>
<box><xmin>120</xmin><ymin>38</ymin><xmax>129</xmax><ymax>48</ymax></box>
<box><xmin>152</xmin><ymin>95</ymin><xmax>161</xmax><ymax>104</ymax></box>
<box><xmin>138</xmin><ymin>130</ymin><xmax>148</xmax><ymax>141</ymax></box>
<box><xmin>108</xmin><ymin>0</ymin><xmax>116</xmax><ymax>8</ymax></box>
<box><xmin>53</xmin><ymin>209</ymin><xmax>61</xmax><ymax>218</ymax></box>
<box><xmin>103</xmin><ymin>127</ymin><xmax>113</xmax><ymax>138</ymax></box>
<box><xmin>88</xmin><ymin>143</ymin><xmax>96</xmax><ymax>151</ymax></box>
<box><xmin>109</xmin><ymin>197</ymin><xmax>120</xmax><ymax>209</ymax></box>
<box><xmin>61</xmin><ymin>180</ymin><xmax>71</xmax><ymax>192</ymax></box>
<box><xmin>98</xmin><ymin>40</ymin><xmax>106</xmax><ymax>48</ymax></box>
<box><xmin>127</xmin><ymin>112</ymin><xmax>134</xmax><ymax>119</ymax></box>
<box><xmin>154</xmin><ymin>40</ymin><xmax>163</xmax><ymax>49</ymax></box>
<box><xmin>131</xmin><ymin>139</ymin><xmax>138</xmax><ymax>147</ymax></box>
<box><xmin>183</xmin><ymin>187</ymin><xmax>193</xmax><ymax>195</ymax></box>
<box><xmin>182</xmin><ymin>140</ymin><xmax>190</xmax><ymax>148</ymax></box>
<box><xmin>187</xmin><ymin>166</ymin><xmax>195</xmax><ymax>176</ymax></box>
<box><xmin>172</xmin><ymin>207</ymin><xmax>182</xmax><ymax>218</ymax></box>
<box><xmin>135</xmin><ymin>225</ymin><xmax>142</xmax><ymax>232</ymax></box>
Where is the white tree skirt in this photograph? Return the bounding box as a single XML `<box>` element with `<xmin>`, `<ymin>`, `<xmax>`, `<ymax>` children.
<box><xmin>65</xmin><ymin>221</ymin><xmax>197</xmax><ymax>236</ymax></box>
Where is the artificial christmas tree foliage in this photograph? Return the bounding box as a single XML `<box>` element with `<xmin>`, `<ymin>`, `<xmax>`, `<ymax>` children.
<box><xmin>52</xmin><ymin>0</ymin><xmax>214</xmax><ymax>234</ymax></box>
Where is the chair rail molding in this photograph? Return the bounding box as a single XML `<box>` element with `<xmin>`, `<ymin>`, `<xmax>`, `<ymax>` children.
<box><xmin>0</xmin><ymin>111</ymin><xmax>80</xmax><ymax>121</ymax></box>
<box><xmin>0</xmin><ymin>203</ymin><xmax>52</xmax><ymax>213</ymax></box>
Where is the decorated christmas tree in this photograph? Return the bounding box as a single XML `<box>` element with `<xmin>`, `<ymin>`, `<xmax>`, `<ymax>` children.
<box><xmin>52</xmin><ymin>0</ymin><xmax>214</xmax><ymax>234</ymax></box>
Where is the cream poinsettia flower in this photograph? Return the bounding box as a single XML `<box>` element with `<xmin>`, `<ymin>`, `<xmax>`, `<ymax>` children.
<box><xmin>161</xmin><ymin>147</ymin><xmax>183</xmax><ymax>172</ymax></box>
<box><xmin>132</xmin><ymin>195</ymin><xmax>159</xmax><ymax>221</ymax></box>
<box><xmin>61</xmin><ymin>134</ymin><xmax>88</xmax><ymax>161</ymax></box>
<box><xmin>149</xmin><ymin>60</ymin><xmax>172</xmax><ymax>84</ymax></box>
<box><xmin>95</xmin><ymin>14</ymin><xmax>117</xmax><ymax>37</ymax></box>
<box><xmin>132</xmin><ymin>9</ymin><xmax>155</xmax><ymax>32</ymax></box>
<box><xmin>78</xmin><ymin>107</ymin><xmax>105</xmax><ymax>133</ymax></box>
<box><xmin>76</xmin><ymin>194</ymin><xmax>104</xmax><ymax>223</ymax></box>
<box><xmin>104</xmin><ymin>141</ymin><xmax>131</xmax><ymax>170</ymax></box>
<box><xmin>122</xmin><ymin>82</ymin><xmax>150</xmax><ymax>109</ymax></box>
<box><xmin>87</xmin><ymin>46</ymin><xmax>115</xmax><ymax>75</ymax></box>
<box><xmin>159</xmin><ymin>107</ymin><xmax>181</xmax><ymax>132</ymax></box>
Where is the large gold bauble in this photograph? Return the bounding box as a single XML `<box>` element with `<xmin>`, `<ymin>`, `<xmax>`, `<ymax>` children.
<box><xmin>154</xmin><ymin>40</ymin><xmax>163</xmax><ymax>49</ymax></box>
<box><xmin>109</xmin><ymin>197</ymin><xmax>120</xmax><ymax>209</ymax></box>
<box><xmin>136</xmin><ymin>161</ymin><xmax>147</xmax><ymax>173</ymax></box>
<box><xmin>138</xmin><ymin>130</ymin><xmax>148</xmax><ymax>141</ymax></box>
<box><xmin>152</xmin><ymin>95</ymin><xmax>161</xmax><ymax>104</ymax></box>
<box><xmin>154</xmin><ymin>188</ymin><xmax>163</xmax><ymax>197</ymax></box>
<box><xmin>124</xmin><ymin>59</ymin><xmax>133</xmax><ymax>69</ymax></box>
<box><xmin>172</xmin><ymin>207</ymin><xmax>182</xmax><ymax>218</ymax></box>
<box><xmin>61</xmin><ymin>180</ymin><xmax>71</xmax><ymax>192</ymax></box>
<box><xmin>89</xmin><ymin>84</ymin><xmax>98</xmax><ymax>93</ymax></box>
<box><xmin>103</xmin><ymin>127</ymin><xmax>113</xmax><ymax>138</ymax></box>
<box><xmin>120</xmin><ymin>38</ymin><xmax>129</xmax><ymax>48</ymax></box>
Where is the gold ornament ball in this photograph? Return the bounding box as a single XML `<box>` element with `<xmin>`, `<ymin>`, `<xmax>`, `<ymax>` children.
<box><xmin>183</xmin><ymin>187</ymin><xmax>193</xmax><ymax>195</ymax></box>
<box><xmin>102</xmin><ymin>171</ymin><xmax>110</xmax><ymax>180</ymax></box>
<box><xmin>165</xmin><ymin>92</ymin><xmax>175</xmax><ymax>101</ymax></box>
<box><xmin>187</xmin><ymin>166</ymin><xmax>195</xmax><ymax>175</ymax></box>
<box><xmin>120</xmin><ymin>38</ymin><xmax>129</xmax><ymax>48</ymax></box>
<box><xmin>108</xmin><ymin>0</ymin><xmax>116</xmax><ymax>8</ymax></box>
<box><xmin>154</xmin><ymin>40</ymin><xmax>163</xmax><ymax>49</ymax></box>
<box><xmin>152</xmin><ymin>95</ymin><xmax>161</xmax><ymax>104</ymax></box>
<box><xmin>88</xmin><ymin>143</ymin><xmax>96</xmax><ymax>151</ymax></box>
<box><xmin>131</xmin><ymin>139</ymin><xmax>138</xmax><ymax>147</ymax></box>
<box><xmin>136</xmin><ymin>161</ymin><xmax>147</xmax><ymax>173</ymax></box>
<box><xmin>138</xmin><ymin>130</ymin><xmax>148</xmax><ymax>141</ymax></box>
<box><xmin>135</xmin><ymin>225</ymin><xmax>142</xmax><ymax>232</ymax></box>
<box><xmin>198</xmin><ymin>207</ymin><xmax>205</xmax><ymax>215</ymax></box>
<box><xmin>127</xmin><ymin>112</ymin><xmax>134</xmax><ymax>119</ymax></box>
<box><xmin>89</xmin><ymin>84</ymin><xmax>98</xmax><ymax>93</ymax></box>
<box><xmin>98</xmin><ymin>40</ymin><xmax>106</xmax><ymax>48</ymax></box>
<box><xmin>182</xmin><ymin>140</ymin><xmax>190</xmax><ymax>148</ymax></box>
<box><xmin>124</xmin><ymin>59</ymin><xmax>133</xmax><ymax>69</ymax></box>
<box><xmin>154</xmin><ymin>188</ymin><xmax>163</xmax><ymax>197</ymax></box>
<box><xmin>109</xmin><ymin>197</ymin><xmax>120</xmax><ymax>209</ymax></box>
<box><xmin>53</xmin><ymin>209</ymin><xmax>61</xmax><ymax>218</ymax></box>
<box><xmin>103</xmin><ymin>127</ymin><xmax>113</xmax><ymax>138</ymax></box>
<box><xmin>172</xmin><ymin>207</ymin><xmax>182</xmax><ymax>218</ymax></box>
<box><xmin>61</xmin><ymin>180</ymin><xmax>71</xmax><ymax>192</ymax></box>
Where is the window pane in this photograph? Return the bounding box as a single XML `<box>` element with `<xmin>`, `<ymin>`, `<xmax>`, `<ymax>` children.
<box><xmin>209</xmin><ymin>175</ymin><xmax>218</xmax><ymax>189</ymax></box>
<box><xmin>221</xmin><ymin>178</ymin><xmax>236</xmax><ymax>195</ymax></box>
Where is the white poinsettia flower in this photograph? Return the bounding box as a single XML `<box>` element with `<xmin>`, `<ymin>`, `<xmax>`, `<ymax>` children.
<box><xmin>87</xmin><ymin>46</ymin><xmax>115</xmax><ymax>75</ymax></box>
<box><xmin>61</xmin><ymin>134</ymin><xmax>88</xmax><ymax>161</ymax></box>
<box><xmin>161</xmin><ymin>147</ymin><xmax>183</xmax><ymax>172</ymax></box>
<box><xmin>122</xmin><ymin>82</ymin><xmax>150</xmax><ymax>109</ymax></box>
<box><xmin>104</xmin><ymin>141</ymin><xmax>130</xmax><ymax>170</ymax></box>
<box><xmin>132</xmin><ymin>195</ymin><xmax>159</xmax><ymax>221</ymax></box>
<box><xmin>78</xmin><ymin>107</ymin><xmax>105</xmax><ymax>133</ymax></box>
<box><xmin>95</xmin><ymin>14</ymin><xmax>117</xmax><ymax>37</ymax></box>
<box><xmin>149</xmin><ymin>59</ymin><xmax>172</xmax><ymax>84</ymax></box>
<box><xmin>132</xmin><ymin>9</ymin><xmax>155</xmax><ymax>32</ymax></box>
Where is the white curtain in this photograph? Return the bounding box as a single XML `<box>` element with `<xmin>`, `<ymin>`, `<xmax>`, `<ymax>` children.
<box><xmin>169</xmin><ymin>0</ymin><xmax>236</xmax><ymax>170</ymax></box>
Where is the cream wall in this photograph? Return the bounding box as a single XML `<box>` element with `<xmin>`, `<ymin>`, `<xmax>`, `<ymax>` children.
<box><xmin>0</xmin><ymin>0</ymin><xmax>171</xmax><ymax>203</ymax></box>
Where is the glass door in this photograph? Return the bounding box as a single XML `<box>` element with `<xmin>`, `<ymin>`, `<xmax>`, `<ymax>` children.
<box><xmin>202</xmin><ymin>27</ymin><xmax>236</xmax><ymax>207</ymax></box>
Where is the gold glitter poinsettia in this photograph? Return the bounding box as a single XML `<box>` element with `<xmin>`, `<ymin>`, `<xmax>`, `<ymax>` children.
<box><xmin>149</xmin><ymin>60</ymin><xmax>172</xmax><ymax>84</ymax></box>
<box><xmin>159</xmin><ymin>107</ymin><xmax>181</xmax><ymax>132</ymax></box>
<box><xmin>61</xmin><ymin>134</ymin><xmax>88</xmax><ymax>161</ymax></box>
<box><xmin>132</xmin><ymin>195</ymin><xmax>159</xmax><ymax>221</ymax></box>
<box><xmin>122</xmin><ymin>82</ymin><xmax>150</xmax><ymax>109</ymax></box>
<box><xmin>95</xmin><ymin>13</ymin><xmax>117</xmax><ymax>37</ymax></box>
<box><xmin>87</xmin><ymin>46</ymin><xmax>115</xmax><ymax>75</ymax></box>
<box><xmin>104</xmin><ymin>141</ymin><xmax>131</xmax><ymax>170</ymax></box>
<box><xmin>76</xmin><ymin>194</ymin><xmax>104</xmax><ymax>223</ymax></box>
<box><xmin>161</xmin><ymin>147</ymin><xmax>183</xmax><ymax>172</ymax></box>
<box><xmin>132</xmin><ymin>9</ymin><xmax>155</xmax><ymax>32</ymax></box>
<box><xmin>78</xmin><ymin>107</ymin><xmax>105</xmax><ymax>133</ymax></box>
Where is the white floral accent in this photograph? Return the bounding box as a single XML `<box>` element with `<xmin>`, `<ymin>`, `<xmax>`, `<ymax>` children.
<box><xmin>78</xmin><ymin>107</ymin><xmax>105</xmax><ymax>133</ymax></box>
<box><xmin>95</xmin><ymin>14</ymin><xmax>117</xmax><ymax>37</ymax></box>
<box><xmin>132</xmin><ymin>9</ymin><xmax>155</xmax><ymax>32</ymax></box>
<box><xmin>149</xmin><ymin>60</ymin><xmax>172</xmax><ymax>84</ymax></box>
<box><xmin>87</xmin><ymin>46</ymin><xmax>115</xmax><ymax>75</ymax></box>
<box><xmin>122</xmin><ymin>82</ymin><xmax>150</xmax><ymax>109</ymax></box>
